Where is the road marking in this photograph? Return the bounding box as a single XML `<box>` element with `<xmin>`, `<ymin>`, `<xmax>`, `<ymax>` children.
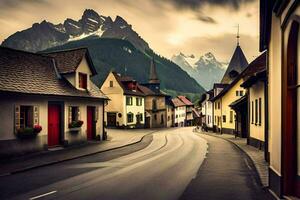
<box><xmin>29</xmin><ymin>191</ymin><xmax>57</xmax><ymax>200</ymax></box>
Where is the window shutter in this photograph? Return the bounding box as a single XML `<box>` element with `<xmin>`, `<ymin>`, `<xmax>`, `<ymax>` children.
<box><xmin>15</xmin><ymin>105</ymin><xmax>20</xmax><ymax>131</ymax></box>
<box><xmin>33</xmin><ymin>106</ymin><xmax>39</xmax><ymax>125</ymax></box>
<box><xmin>95</xmin><ymin>106</ymin><xmax>99</xmax><ymax>121</ymax></box>
<box><xmin>77</xmin><ymin>107</ymin><xmax>80</xmax><ymax>120</ymax></box>
<box><xmin>68</xmin><ymin>107</ymin><xmax>72</xmax><ymax>123</ymax></box>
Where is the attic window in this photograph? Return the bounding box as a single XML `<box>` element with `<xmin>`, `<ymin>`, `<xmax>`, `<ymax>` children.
<box><xmin>79</xmin><ymin>73</ymin><xmax>87</xmax><ymax>89</ymax></box>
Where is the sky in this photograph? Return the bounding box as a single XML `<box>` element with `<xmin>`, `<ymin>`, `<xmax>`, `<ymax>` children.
<box><xmin>0</xmin><ymin>0</ymin><xmax>259</xmax><ymax>63</ymax></box>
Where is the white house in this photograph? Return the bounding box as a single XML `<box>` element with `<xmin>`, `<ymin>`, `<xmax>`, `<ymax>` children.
<box><xmin>0</xmin><ymin>47</ymin><xmax>108</xmax><ymax>158</ymax></box>
<box><xmin>172</xmin><ymin>97</ymin><xmax>186</xmax><ymax>127</ymax></box>
<box><xmin>101</xmin><ymin>72</ymin><xmax>145</xmax><ymax>128</ymax></box>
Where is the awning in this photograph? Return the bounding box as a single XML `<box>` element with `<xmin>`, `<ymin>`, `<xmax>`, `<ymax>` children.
<box><xmin>229</xmin><ymin>95</ymin><xmax>247</xmax><ymax>110</ymax></box>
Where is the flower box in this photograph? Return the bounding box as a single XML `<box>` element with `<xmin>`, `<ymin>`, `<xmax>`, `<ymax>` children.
<box><xmin>16</xmin><ymin>125</ymin><xmax>42</xmax><ymax>139</ymax></box>
<box><xmin>69</xmin><ymin>127</ymin><xmax>81</xmax><ymax>134</ymax></box>
<box><xmin>68</xmin><ymin>120</ymin><xmax>84</xmax><ymax>129</ymax></box>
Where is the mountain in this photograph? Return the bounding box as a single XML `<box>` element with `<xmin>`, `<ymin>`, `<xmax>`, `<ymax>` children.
<box><xmin>43</xmin><ymin>37</ymin><xmax>205</xmax><ymax>95</ymax></box>
<box><xmin>171</xmin><ymin>52</ymin><xmax>226</xmax><ymax>90</ymax></box>
<box><xmin>1</xmin><ymin>9</ymin><xmax>149</xmax><ymax>53</ymax></box>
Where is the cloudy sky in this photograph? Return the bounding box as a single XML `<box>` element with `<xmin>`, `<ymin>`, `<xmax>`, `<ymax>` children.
<box><xmin>0</xmin><ymin>0</ymin><xmax>259</xmax><ymax>63</ymax></box>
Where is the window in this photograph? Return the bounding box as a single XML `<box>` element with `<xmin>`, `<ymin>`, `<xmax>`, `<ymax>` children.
<box><xmin>215</xmin><ymin>103</ymin><xmax>217</xmax><ymax>109</ymax></box>
<box><xmin>109</xmin><ymin>81</ymin><xmax>113</xmax><ymax>87</ymax></box>
<box><xmin>218</xmin><ymin>102</ymin><xmax>221</xmax><ymax>109</ymax></box>
<box><xmin>154</xmin><ymin>114</ymin><xmax>157</xmax><ymax>120</ymax></box>
<box><xmin>136</xmin><ymin>98</ymin><xmax>142</xmax><ymax>106</ymax></box>
<box><xmin>126</xmin><ymin>97</ymin><xmax>133</xmax><ymax>105</ymax></box>
<box><xmin>259</xmin><ymin>98</ymin><xmax>262</xmax><ymax>125</ymax></box>
<box><xmin>255</xmin><ymin>99</ymin><xmax>258</xmax><ymax>125</ymax></box>
<box><xmin>127</xmin><ymin>113</ymin><xmax>134</xmax><ymax>123</ymax></box>
<box><xmin>168</xmin><ymin>116</ymin><xmax>170</xmax><ymax>121</ymax></box>
<box><xmin>20</xmin><ymin>106</ymin><xmax>34</xmax><ymax>128</ymax></box>
<box><xmin>236</xmin><ymin>91</ymin><xmax>239</xmax><ymax>96</ymax></box>
<box><xmin>251</xmin><ymin>101</ymin><xmax>254</xmax><ymax>124</ymax></box>
<box><xmin>230</xmin><ymin>111</ymin><xmax>233</xmax><ymax>123</ymax></box>
<box><xmin>161</xmin><ymin>114</ymin><xmax>164</xmax><ymax>124</ymax></box>
<box><xmin>176</xmin><ymin>114</ymin><xmax>178</xmax><ymax>119</ymax></box>
<box><xmin>79</xmin><ymin>73</ymin><xmax>87</xmax><ymax>89</ymax></box>
<box><xmin>136</xmin><ymin>113</ymin><xmax>143</xmax><ymax>122</ymax></box>
<box><xmin>69</xmin><ymin>106</ymin><xmax>80</xmax><ymax>124</ymax></box>
<box><xmin>222</xmin><ymin>115</ymin><xmax>226</xmax><ymax>123</ymax></box>
<box><xmin>152</xmin><ymin>99</ymin><xmax>157</xmax><ymax>110</ymax></box>
<box><xmin>240</xmin><ymin>91</ymin><xmax>244</xmax><ymax>96</ymax></box>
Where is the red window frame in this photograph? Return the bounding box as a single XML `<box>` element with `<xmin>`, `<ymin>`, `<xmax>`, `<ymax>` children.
<box><xmin>79</xmin><ymin>73</ymin><xmax>87</xmax><ymax>89</ymax></box>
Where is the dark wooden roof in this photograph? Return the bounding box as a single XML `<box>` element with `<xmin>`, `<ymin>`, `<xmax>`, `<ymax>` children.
<box><xmin>221</xmin><ymin>45</ymin><xmax>248</xmax><ymax>84</ymax></box>
<box><xmin>44</xmin><ymin>48</ymin><xmax>97</xmax><ymax>75</ymax></box>
<box><xmin>0</xmin><ymin>47</ymin><xmax>107</xmax><ymax>100</ymax></box>
<box><xmin>211</xmin><ymin>52</ymin><xmax>266</xmax><ymax>102</ymax></box>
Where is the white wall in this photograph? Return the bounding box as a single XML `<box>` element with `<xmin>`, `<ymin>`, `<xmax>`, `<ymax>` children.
<box><xmin>249</xmin><ymin>81</ymin><xmax>265</xmax><ymax>142</ymax></box>
<box><xmin>124</xmin><ymin>95</ymin><xmax>145</xmax><ymax>126</ymax></box>
<box><xmin>174</xmin><ymin>106</ymin><xmax>186</xmax><ymax>126</ymax></box>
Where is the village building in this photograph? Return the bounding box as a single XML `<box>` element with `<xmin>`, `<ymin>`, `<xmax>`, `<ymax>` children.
<box><xmin>260</xmin><ymin>0</ymin><xmax>300</xmax><ymax>198</ymax></box>
<box><xmin>177</xmin><ymin>96</ymin><xmax>194</xmax><ymax>126</ymax></box>
<box><xmin>201</xmin><ymin>90</ymin><xmax>214</xmax><ymax>130</ymax></box>
<box><xmin>211</xmin><ymin>40</ymin><xmax>248</xmax><ymax>136</ymax></box>
<box><xmin>165</xmin><ymin>96</ymin><xmax>175</xmax><ymax>127</ymax></box>
<box><xmin>172</xmin><ymin>97</ymin><xmax>186</xmax><ymax>127</ymax></box>
<box><xmin>240</xmin><ymin>52</ymin><xmax>267</xmax><ymax>158</ymax></box>
<box><xmin>101</xmin><ymin>72</ymin><xmax>145</xmax><ymax>128</ymax></box>
<box><xmin>139</xmin><ymin>59</ymin><xmax>167</xmax><ymax>128</ymax></box>
<box><xmin>0</xmin><ymin>47</ymin><xmax>108</xmax><ymax>158</ymax></box>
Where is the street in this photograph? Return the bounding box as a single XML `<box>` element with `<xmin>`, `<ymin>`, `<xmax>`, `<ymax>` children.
<box><xmin>0</xmin><ymin>127</ymin><xmax>274</xmax><ymax>200</ymax></box>
<box><xmin>1</xmin><ymin>128</ymin><xmax>207</xmax><ymax>200</ymax></box>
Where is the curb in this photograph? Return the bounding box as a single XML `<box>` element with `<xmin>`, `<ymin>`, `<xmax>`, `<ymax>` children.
<box><xmin>0</xmin><ymin>131</ymin><xmax>156</xmax><ymax>177</ymax></box>
<box><xmin>196</xmin><ymin>130</ymin><xmax>268</xmax><ymax>188</ymax></box>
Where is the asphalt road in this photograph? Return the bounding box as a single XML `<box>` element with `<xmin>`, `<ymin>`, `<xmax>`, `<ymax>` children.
<box><xmin>1</xmin><ymin>127</ymin><xmax>208</xmax><ymax>200</ymax></box>
<box><xmin>180</xmin><ymin>133</ymin><xmax>274</xmax><ymax>200</ymax></box>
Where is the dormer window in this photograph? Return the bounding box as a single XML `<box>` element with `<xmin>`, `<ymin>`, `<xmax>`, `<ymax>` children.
<box><xmin>79</xmin><ymin>73</ymin><xmax>87</xmax><ymax>89</ymax></box>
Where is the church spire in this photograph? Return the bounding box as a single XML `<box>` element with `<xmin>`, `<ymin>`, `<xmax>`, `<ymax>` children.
<box><xmin>149</xmin><ymin>57</ymin><xmax>160</xmax><ymax>84</ymax></box>
<box><xmin>237</xmin><ymin>24</ymin><xmax>240</xmax><ymax>46</ymax></box>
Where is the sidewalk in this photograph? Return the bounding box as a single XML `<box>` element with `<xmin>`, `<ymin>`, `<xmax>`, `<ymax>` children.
<box><xmin>0</xmin><ymin>129</ymin><xmax>156</xmax><ymax>176</ymax></box>
<box><xmin>196</xmin><ymin>129</ymin><xmax>269</xmax><ymax>187</ymax></box>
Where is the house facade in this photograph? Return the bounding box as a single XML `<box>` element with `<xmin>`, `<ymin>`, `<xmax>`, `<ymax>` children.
<box><xmin>260</xmin><ymin>0</ymin><xmax>300</xmax><ymax>198</ymax></box>
<box><xmin>166</xmin><ymin>97</ymin><xmax>175</xmax><ymax>127</ymax></box>
<box><xmin>240</xmin><ymin>52</ymin><xmax>267</xmax><ymax>155</ymax></box>
<box><xmin>202</xmin><ymin>90</ymin><xmax>214</xmax><ymax>129</ymax></box>
<box><xmin>172</xmin><ymin>97</ymin><xmax>186</xmax><ymax>127</ymax></box>
<box><xmin>177</xmin><ymin>96</ymin><xmax>194</xmax><ymax>126</ymax></box>
<box><xmin>0</xmin><ymin>47</ymin><xmax>108</xmax><ymax>158</ymax></box>
<box><xmin>101</xmin><ymin>72</ymin><xmax>145</xmax><ymax>128</ymax></box>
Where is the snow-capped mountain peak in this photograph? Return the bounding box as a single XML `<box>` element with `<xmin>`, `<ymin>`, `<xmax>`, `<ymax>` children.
<box><xmin>171</xmin><ymin>52</ymin><xmax>226</xmax><ymax>90</ymax></box>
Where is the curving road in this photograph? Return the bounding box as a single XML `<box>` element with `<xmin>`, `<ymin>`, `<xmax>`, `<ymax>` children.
<box><xmin>3</xmin><ymin>127</ymin><xmax>208</xmax><ymax>200</ymax></box>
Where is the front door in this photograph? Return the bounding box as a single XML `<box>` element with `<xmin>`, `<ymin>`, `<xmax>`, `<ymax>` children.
<box><xmin>48</xmin><ymin>104</ymin><xmax>61</xmax><ymax>147</ymax></box>
<box><xmin>87</xmin><ymin>106</ymin><xmax>96</xmax><ymax>140</ymax></box>
<box><xmin>283</xmin><ymin>21</ymin><xmax>300</xmax><ymax>197</ymax></box>
<box><xmin>107</xmin><ymin>113</ymin><xmax>117</xmax><ymax>127</ymax></box>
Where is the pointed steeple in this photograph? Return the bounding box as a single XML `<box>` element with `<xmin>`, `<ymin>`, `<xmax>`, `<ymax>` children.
<box><xmin>149</xmin><ymin>57</ymin><xmax>160</xmax><ymax>84</ymax></box>
<box><xmin>221</xmin><ymin>33</ymin><xmax>248</xmax><ymax>84</ymax></box>
<box><xmin>237</xmin><ymin>24</ymin><xmax>240</xmax><ymax>46</ymax></box>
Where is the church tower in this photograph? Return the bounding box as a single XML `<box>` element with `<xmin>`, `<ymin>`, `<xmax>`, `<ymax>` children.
<box><xmin>221</xmin><ymin>25</ymin><xmax>248</xmax><ymax>84</ymax></box>
<box><xmin>148</xmin><ymin>58</ymin><xmax>160</xmax><ymax>93</ymax></box>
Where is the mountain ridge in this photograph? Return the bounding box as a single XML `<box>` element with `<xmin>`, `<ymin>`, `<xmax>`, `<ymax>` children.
<box><xmin>171</xmin><ymin>52</ymin><xmax>227</xmax><ymax>90</ymax></box>
<box><xmin>1</xmin><ymin>9</ymin><xmax>149</xmax><ymax>53</ymax></box>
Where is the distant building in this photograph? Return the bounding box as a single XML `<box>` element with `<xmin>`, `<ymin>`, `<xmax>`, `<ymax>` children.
<box><xmin>177</xmin><ymin>96</ymin><xmax>194</xmax><ymax>126</ymax></box>
<box><xmin>139</xmin><ymin>58</ymin><xmax>167</xmax><ymax>128</ymax></box>
<box><xmin>201</xmin><ymin>90</ymin><xmax>214</xmax><ymax>129</ymax></box>
<box><xmin>0</xmin><ymin>47</ymin><xmax>108</xmax><ymax>158</ymax></box>
<box><xmin>172</xmin><ymin>97</ymin><xmax>186</xmax><ymax>127</ymax></box>
<box><xmin>165</xmin><ymin>96</ymin><xmax>175</xmax><ymax>127</ymax></box>
<box><xmin>101</xmin><ymin>72</ymin><xmax>145</xmax><ymax>128</ymax></box>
